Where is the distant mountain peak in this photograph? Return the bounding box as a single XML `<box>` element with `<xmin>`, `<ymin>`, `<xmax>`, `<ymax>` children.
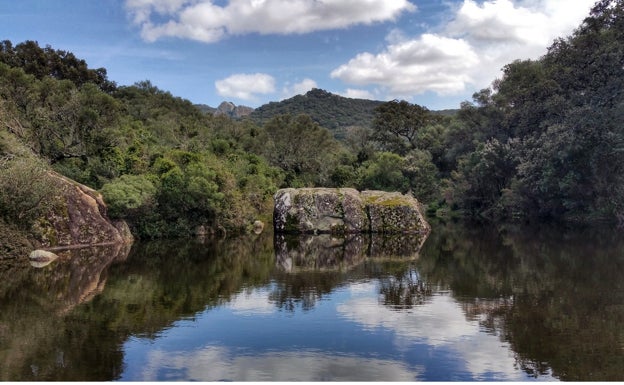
<box><xmin>215</xmin><ymin>101</ymin><xmax>254</xmax><ymax>118</ymax></box>
<box><xmin>249</xmin><ymin>88</ymin><xmax>384</xmax><ymax>139</ymax></box>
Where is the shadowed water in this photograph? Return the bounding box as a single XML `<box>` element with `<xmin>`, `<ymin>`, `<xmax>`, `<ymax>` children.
<box><xmin>0</xmin><ymin>221</ymin><xmax>622</xmax><ymax>381</ymax></box>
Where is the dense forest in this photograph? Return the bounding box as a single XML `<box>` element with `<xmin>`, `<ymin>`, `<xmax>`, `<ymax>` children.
<box><xmin>1</xmin><ymin>0</ymin><xmax>623</xmax><ymax>243</ymax></box>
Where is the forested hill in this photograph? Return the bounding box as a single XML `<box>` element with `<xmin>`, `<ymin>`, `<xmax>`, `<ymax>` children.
<box><xmin>197</xmin><ymin>89</ymin><xmax>458</xmax><ymax>140</ymax></box>
<box><xmin>248</xmin><ymin>88</ymin><xmax>383</xmax><ymax>139</ymax></box>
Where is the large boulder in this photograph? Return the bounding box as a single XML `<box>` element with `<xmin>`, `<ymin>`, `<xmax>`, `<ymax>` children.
<box><xmin>32</xmin><ymin>172</ymin><xmax>133</xmax><ymax>248</ymax></box>
<box><xmin>273</xmin><ymin>188</ymin><xmax>430</xmax><ymax>235</ymax></box>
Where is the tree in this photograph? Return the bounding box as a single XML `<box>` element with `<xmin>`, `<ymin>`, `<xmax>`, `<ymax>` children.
<box><xmin>99</xmin><ymin>174</ymin><xmax>158</xmax><ymax>219</ymax></box>
<box><xmin>0</xmin><ymin>40</ymin><xmax>115</xmax><ymax>92</ymax></box>
<box><xmin>453</xmin><ymin>139</ymin><xmax>519</xmax><ymax>217</ymax></box>
<box><xmin>443</xmin><ymin>0</ymin><xmax>624</xmax><ymax>221</ymax></box>
<box><xmin>262</xmin><ymin>114</ymin><xmax>340</xmax><ymax>187</ymax></box>
<box><xmin>0</xmin><ymin>131</ymin><xmax>62</xmax><ymax>229</ymax></box>
<box><xmin>402</xmin><ymin>149</ymin><xmax>440</xmax><ymax>203</ymax></box>
<box><xmin>358</xmin><ymin>152</ymin><xmax>409</xmax><ymax>192</ymax></box>
<box><xmin>372</xmin><ymin>100</ymin><xmax>439</xmax><ymax>156</ymax></box>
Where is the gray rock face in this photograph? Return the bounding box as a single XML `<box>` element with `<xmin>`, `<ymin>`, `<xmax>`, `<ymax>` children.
<box><xmin>214</xmin><ymin>101</ymin><xmax>254</xmax><ymax>118</ymax></box>
<box><xmin>273</xmin><ymin>188</ymin><xmax>430</xmax><ymax>235</ymax></box>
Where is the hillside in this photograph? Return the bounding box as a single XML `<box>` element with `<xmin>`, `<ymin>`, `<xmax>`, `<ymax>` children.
<box><xmin>249</xmin><ymin>88</ymin><xmax>384</xmax><ymax>139</ymax></box>
<box><xmin>198</xmin><ymin>89</ymin><xmax>458</xmax><ymax>139</ymax></box>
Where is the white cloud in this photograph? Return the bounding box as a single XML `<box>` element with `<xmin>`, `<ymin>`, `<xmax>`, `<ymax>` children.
<box><xmin>331</xmin><ymin>33</ymin><xmax>479</xmax><ymax>97</ymax></box>
<box><xmin>282</xmin><ymin>78</ymin><xmax>318</xmax><ymax>98</ymax></box>
<box><xmin>125</xmin><ymin>0</ymin><xmax>189</xmax><ymax>24</ymax></box>
<box><xmin>332</xmin><ymin>0</ymin><xmax>595</xmax><ymax>101</ymax></box>
<box><xmin>341</xmin><ymin>88</ymin><xmax>376</xmax><ymax>100</ymax></box>
<box><xmin>126</xmin><ymin>0</ymin><xmax>416</xmax><ymax>43</ymax></box>
<box><xmin>215</xmin><ymin>73</ymin><xmax>276</xmax><ymax>101</ymax></box>
<box><xmin>447</xmin><ymin>0</ymin><xmax>550</xmax><ymax>45</ymax></box>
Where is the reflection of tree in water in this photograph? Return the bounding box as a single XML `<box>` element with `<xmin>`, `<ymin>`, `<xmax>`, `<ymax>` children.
<box><xmin>0</xmin><ymin>232</ymin><xmax>277</xmax><ymax>381</ymax></box>
<box><xmin>379</xmin><ymin>269</ymin><xmax>432</xmax><ymax>310</ymax></box>
<box><xmin>419</xmin><ymin>220</ymin><xmax>624</xmax><ymax>381</ymax></box>
<box><xmin>270</xmin><ymin>286</ymin><xmax>319</xmax><ymax>312</ymax></box>
<box><xmin>269</xmin><ymin>271</ymin><xmax>345</xmax><ymax>312</ymax></box>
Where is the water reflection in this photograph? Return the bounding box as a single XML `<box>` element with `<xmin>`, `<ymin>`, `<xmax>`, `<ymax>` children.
<box><xmin>418</xmin><ymin>221</ymin><xmax>624</xmax><ymax>381</ymax></box>
<box><xmin>0</xmin><ymin>222</ymin><xmax>622</xmax><ymax>381</ymax></box>
<box><xmin>0</xmin><ymin>242</ymin><xmax>131</xmax><ymax>381</ymax></box>
<box><xmin>379</xmin><ymin>270</ymin><xmax>432</xmax><ymax>309</ymax></box>
<box><xmin>131</xmin><ymin>346</ymin><xmax>420</xmax><ymax>381</ymax></box>
<box><xmin>274</xmin><ymin>232</ymin><xmax>426</xmax><ymax>273</ymax></box>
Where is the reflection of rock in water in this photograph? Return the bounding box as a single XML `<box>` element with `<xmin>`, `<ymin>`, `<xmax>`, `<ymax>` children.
<box><xmin>29</xmin><ymin>250</ymin><xmax>60</xmax><ymax>268</ymax></box>
<box><xmin>274</xmin><ymin>232</ymin><xmax>428</xmax><ymax>272</ymax></box>
<box><xmin>31</xmin><ymin>242</ymin><xmax>132</xmax><ymax>313</ymax></box>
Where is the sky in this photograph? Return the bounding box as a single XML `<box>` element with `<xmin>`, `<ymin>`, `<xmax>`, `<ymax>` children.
<box><xmin>1</xmin><ymin>0</ymin><xmax>596</xmax><ymax>110</ymax></box>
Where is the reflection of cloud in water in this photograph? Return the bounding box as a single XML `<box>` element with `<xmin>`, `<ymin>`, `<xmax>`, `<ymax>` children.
<box><xmin>139</xmin><ymin>346</ymin><xmax>421</xmax><ymax>381</ymax></box>
<box><xmin>338</xmin><ymin>293</ymin><xmax>474</xmax><ymax>345</ymax></box>
<box><xmin>337</xmin><ymin>291</ymin><xmax>547</xmax><ymax>381</ymax></box>
<box><xmin>226</xmin><ymin>287</ymin><xmax>275</xmax><ymax>315</ymax></box>
<box><xmin>348</xmin><ymin>281</ymin><xmax>377</xmax><ymax>295</ymax></box>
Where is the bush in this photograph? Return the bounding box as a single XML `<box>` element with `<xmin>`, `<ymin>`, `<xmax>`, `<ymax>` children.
<box><xmin>100</xmin><ymin>174</ymin><xmax>158</xmax><ymax>219</ymax></box>
<box><xmin>0</xmin><ymin>156</ymin><xmax>62</xmax><ymax>229</ymax></box>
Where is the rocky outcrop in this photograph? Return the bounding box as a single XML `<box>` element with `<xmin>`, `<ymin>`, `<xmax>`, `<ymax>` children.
<box><xmin>273</xmin><ymin>188</ymin><xmax>430</xmax><ymax>235</ymax></box>
<box><xmin>32</xmin><ymin>172</ymin><xmax>133</xmax><ymax>248</ymax></box>
<box><xmin>214</xmin><ymin>101</ymin><xmax>254</xmax><ymax>118</ymax></box>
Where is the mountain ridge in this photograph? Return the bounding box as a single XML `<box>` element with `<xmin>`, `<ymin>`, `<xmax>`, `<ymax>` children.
<box><xmin>196</xmin><ymin>89</ymin><xmax>458</xmax><ymax>139</ymax></box>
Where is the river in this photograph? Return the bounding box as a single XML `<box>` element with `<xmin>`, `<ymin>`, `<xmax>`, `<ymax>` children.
<box><xmin>0</xmin><ymin>220</ymin><xmax>622</xmax><ymax>381</ymax></box>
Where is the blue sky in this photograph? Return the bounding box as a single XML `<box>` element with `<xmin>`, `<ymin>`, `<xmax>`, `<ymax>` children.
<box><xmin>1</xmin><ymin>0</ymin><xmax>595</xmax><ymax>109</ymax></box>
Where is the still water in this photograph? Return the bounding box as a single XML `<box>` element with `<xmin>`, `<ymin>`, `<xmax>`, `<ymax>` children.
<box><xmin>1</xmin><ymin>221</ymin><xmax>623</xmax><ymax>381</ymax></box>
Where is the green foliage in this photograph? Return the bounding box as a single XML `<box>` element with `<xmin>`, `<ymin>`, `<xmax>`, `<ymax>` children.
<box><xmin>0</xmin><ymin>40</ymin><xmax>115</xmax><ymax>92</ymax></box>
<box><xmin>0</xmin><ymin>132</ymin><xmax>61</xmax><ymax>229</ymax></box>
<box><xmin>261</xmin><ymin>114</ymin><xmax>341</xmax><ymax>187</ymax></box>
<box><xmin>441</xmin><ymin>0</ymin><xmax>624</xmax><ymax>222</ymax></box>
<box><xmin>402</xmin><ymin>149</ymin><xmax>440</xmax><ymax>203</ymax></box>
<box><xmin>358</xmin><ymin>152</ymin><xmax>408</xmax><ymax>192</ymax></box>
<box><xmin>4</xmin><ymin>6</ymin><xmax>624</xmax><ymax>239</ymax></box>
<box><xmin>0</xmin><ymin>41</ymin><xmax>284</xmax><ymax>238</ymax></box>
<box><xmin>100</xmin><ymin>174</ymin><xmax>158</xmax><ymax>219</ymax></box>
<box><xmin>372</xmin><ymin>100</ymin><xmax>442</xmax><ymax>156</ymax></box>
<box><xmin>357</xmin><ymin>150</ymin><xmax>439</xmax><ymax>202</ymax></box>
<box><xmin>452</xmin><ymin>139</ymin><xmax>520</xmax><ymax>217</ymax></box>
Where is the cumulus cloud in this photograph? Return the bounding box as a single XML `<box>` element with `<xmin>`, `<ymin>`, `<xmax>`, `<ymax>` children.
<box><xmin>125</xmin><ymin>0</ymin><xmax>416</xmax><ymax>43</ymax></box>
<box><xmin>331</xmin><ymin>0</ymin><xmax>595</xmax><ymax>100</ymax></box>
<box><xmin>341</xmin><ymin>88</ymin><xmax>376</xmax><ymax>100</ymax></box>
<box><xmin>215</xmin><ymin>73</ymin><xmax>276</xmax><ymax>101</ymax></box>
<box><xmin>331</xmin><ymin>33</ymin><xmax>479</xmax><ymax>96</ymax></box>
